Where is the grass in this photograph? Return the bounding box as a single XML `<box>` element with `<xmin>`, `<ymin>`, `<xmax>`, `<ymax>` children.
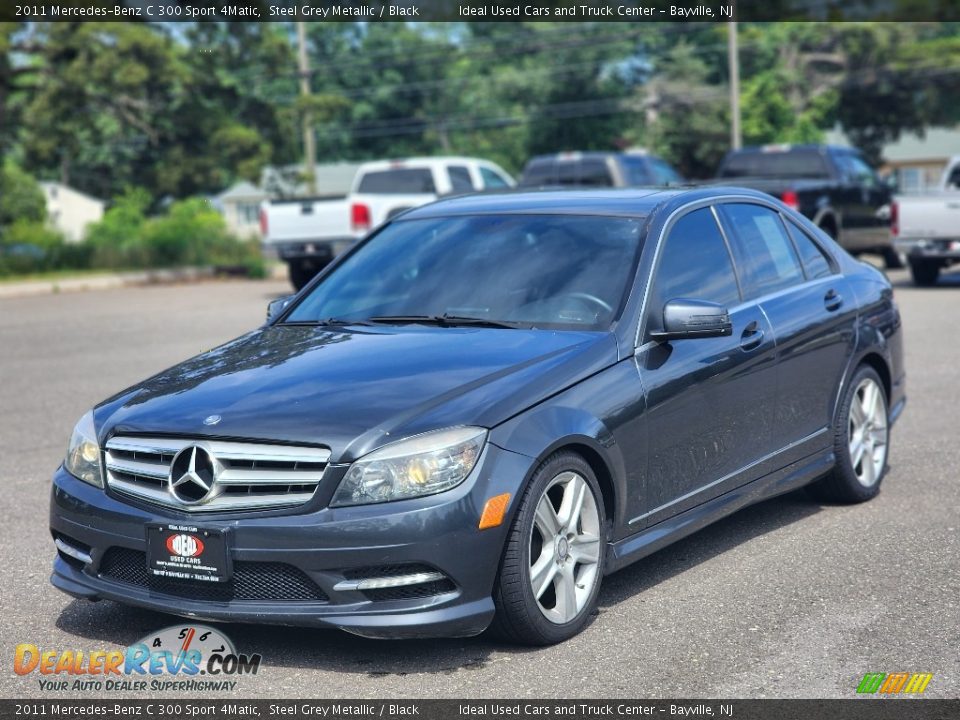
<box><xmin>0</xmin><ymin>268</ymin><xmax>133</xmax><ymax>284</ymax></box>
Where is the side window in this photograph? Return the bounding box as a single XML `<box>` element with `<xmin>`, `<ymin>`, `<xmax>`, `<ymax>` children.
<box><xmin>480</xmin><ymin>167</ymin><xmax>510</xmax><ymax>189</ymax></box>
<box><xmin>649</xmin><ymin>208</ymin><xmax>740</xmax><ymax>332</ymax></box>
<box><xmin>785</xmin><ymin>219</ymin><xmax>834</xmax><ymax>280</ymax></box>
<box><xmin>946</xmin><ymin>164</ymin><xmax>960</xmax><ymax>190</ymax></box>
<box><xmin>838</xmin><ymin>153</ymin><xmax>879</xmax><ymax>188</ymax></box>
<box><xmin>648</xmin><ymin>158</ymin><xmax>682</xmax><ymax>185</ymax></box>
<box><xmin>621</xmin><ymin>157</ymin><xmax>652</xmax><ymax>185</ymax></box>
<box><xmin>721</xmin><ymin>203</ymin><xmax>805</xmax><ymax>299</ymax></box>
<box><xmin>447</xmin><ymin>166</ymin><xmax>474</xmax><ymax>192</ymax></box>
<box><xmin>561</xmin><ymin>159</ymin><xmax>614</xmax><ymax>187</ymax></box>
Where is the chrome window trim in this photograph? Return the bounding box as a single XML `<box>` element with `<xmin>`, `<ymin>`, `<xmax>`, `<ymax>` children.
<box><xmin>634</xmin><ymin>194</ymin><xmax>843</xmax><ymax>350</ymax></box>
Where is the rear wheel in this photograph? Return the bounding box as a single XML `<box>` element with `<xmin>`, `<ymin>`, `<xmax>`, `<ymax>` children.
<box><xmin>288</xmin><ymin>260</ymin><xmax>323</xmax><ymax>291</ymax></box>
<box><xmin>491</xmin><ymin>452</ymin><xmax>605</xmax><ymax>645</ymax></box>
<box><xmin>909</xmin><ymin>259</ymin><xmax>940</xmax><ymax>287</ymax></box>
<box><xmin>809</xmin><ymin>365</ymin><xmax>889</xmax><ymax>503</ymax></box>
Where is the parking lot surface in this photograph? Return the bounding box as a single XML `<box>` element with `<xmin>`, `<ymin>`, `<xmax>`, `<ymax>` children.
<box><xmin>1</xmin><ymin>271</ymin><xmax>958</xmax><ymax>699</ymax></box>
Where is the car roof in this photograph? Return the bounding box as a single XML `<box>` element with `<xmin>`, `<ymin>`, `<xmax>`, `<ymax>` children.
<box><xmin>726</xmin><ymin>144</ymin><xmax>851</xmax><ymax>155</ymax></box>
<box><xmin>358</xmin><ymin>157</ymin><xmax>495</xmax><ymax>172</ymax></box>
<box><xmin>398</xmin><ymin>186</ymin><xmax>776</xmax><ymax>220</ymax></box>
<box><xmin>526</xmin><ymin>150</ymin><xmax>654</xmax><ymax>164</ymax></box>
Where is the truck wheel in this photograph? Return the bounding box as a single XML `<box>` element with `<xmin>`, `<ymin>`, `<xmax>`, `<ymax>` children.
<box><xmin>909</xmin><ymin>259</ymin><xmax>940</xmax><ymax>287</ymax></box>
<box><xmin>808</xmin><ymin>365</ymin><xmax>889</xmax><ymax>504</ymax></box>
<box><xmin>882</xmin><ymin>247</ymin><xmax>905</xmax><ymax>270</ymax></box>
<box><xmin>288</xmin><ymin>262</ymin><xmax>317</xmax><ymax>291</ymax></box>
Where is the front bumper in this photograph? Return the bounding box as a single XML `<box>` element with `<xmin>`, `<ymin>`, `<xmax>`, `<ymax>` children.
<box><xmin>49</xmin><ymin>444</ymin><xmax>532</xmax><ymax>639</ymax></box>
<box><xmin>269</xmin><ymin>239</ymin><xmax>356</xmax><ymax>262</ymax></box>
<box><xmin>895</xmin><ymin>237</ymin><xmax>960</xmax><ymax>261</ymax></box>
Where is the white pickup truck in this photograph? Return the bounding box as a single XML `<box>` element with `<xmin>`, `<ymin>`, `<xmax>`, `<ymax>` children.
<box><xmin>260</xmin><ymin>156</ymin><xmax>514</xmax><ymax>289</ymax></box>
<box><xmin>893</xmin><ymin>155</ymin><xmax>960</xmax><ymax>286</ymax></box>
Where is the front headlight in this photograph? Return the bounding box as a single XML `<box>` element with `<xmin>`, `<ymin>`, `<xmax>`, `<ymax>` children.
<box><xmin>331</xmin><ymin>427</ymin><xmax>486</xmax><ymax>507</ymax></box>
<box><xmin>64</xmin><ymin>410</ymin><xmax>103</xmax><ymax>488</ymax></box>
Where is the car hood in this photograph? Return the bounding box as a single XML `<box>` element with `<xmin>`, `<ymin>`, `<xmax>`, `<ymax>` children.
<box><xmin>95</xmin><ymin>324</ymin><xmax>618</xmax><ymax>462</ymax></box>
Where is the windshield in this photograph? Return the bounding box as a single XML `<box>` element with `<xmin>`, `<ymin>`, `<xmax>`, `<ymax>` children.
<box><xmin>285</xmin><ymin>214</ymin><xmax>645</xmax><ymax>330</ymax></box>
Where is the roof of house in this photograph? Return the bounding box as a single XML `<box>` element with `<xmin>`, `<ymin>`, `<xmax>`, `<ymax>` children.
<box><xmin>826</xmin><ymin>126</ymin><xmax>960</xmax><ymax>163</ymax></box>
<box><xmin>39</xmin><ymin>181</ymin><xmax>105</xmax><ymax>206</ymax></box>
<box><xmin>216</xmin><ymin>181</ymin><xmax>268</xmax><ymax>202</ymax></box>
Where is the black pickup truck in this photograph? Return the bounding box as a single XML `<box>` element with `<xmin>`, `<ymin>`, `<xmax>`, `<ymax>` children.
<box><xmin>716</xmin><ymin>144</ymin><xmax>901</xmax><ymax>269</ymax></box>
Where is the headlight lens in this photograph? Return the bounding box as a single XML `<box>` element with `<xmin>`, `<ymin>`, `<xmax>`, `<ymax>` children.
<box><xmin>64</xmin><ymin>410</ymin><xmax>103</xmax><ymax>488</ymax></box>
<box><xmin>331</xmin><ymin>427</ymin><xmax>486</xmax><ymax>507</ymax></box>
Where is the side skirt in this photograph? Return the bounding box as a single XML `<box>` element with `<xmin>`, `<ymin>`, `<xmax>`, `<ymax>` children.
<box><xmin>604</xmin><ymin>450</ymin><xmax>834</xmax><ymax>575</ymax></box>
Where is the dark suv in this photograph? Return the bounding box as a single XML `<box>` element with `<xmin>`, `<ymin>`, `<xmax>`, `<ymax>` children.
<box><xmin>518</xmin><ymin>151</ymin><xmax>683</xmax><ymax>188</ymax></box>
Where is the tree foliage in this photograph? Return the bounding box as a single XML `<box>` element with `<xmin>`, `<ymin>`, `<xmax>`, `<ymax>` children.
<box><xmin>2</xmin><ymin>20</ymin><xmax>960</xmax><ymax>195</ymax></box>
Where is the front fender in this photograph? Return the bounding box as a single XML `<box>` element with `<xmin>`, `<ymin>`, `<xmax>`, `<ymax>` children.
<box><xmin>489</xmin><ymin>403</ymin><xmax>628</xmax><ymax>533</ymax></box>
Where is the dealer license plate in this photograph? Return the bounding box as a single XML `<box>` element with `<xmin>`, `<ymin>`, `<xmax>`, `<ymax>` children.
<box><xmin>146</xmin><ymin>523</ymin><xmax>230</xmax><ymax>583</ymax></box>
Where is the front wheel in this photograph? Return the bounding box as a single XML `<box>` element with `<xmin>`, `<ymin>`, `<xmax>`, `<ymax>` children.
<box><xmin>491</xmin><ymin>452</ymin><xmax>606</xmax><ymax>645</ymax></box>
<box><xmin>288</xmin><ymin>260</ymin><xmax>325</xmax><ymax>291</ymax></box>
<box><xmin>809</xmin><ymin>365</ymin><xmax>889</xmax><ymax>504</ymax></box>
<box><xmin>882</xmin><ymin>247</ymin><xmax>906</xmax><ymax>270</ymax></box>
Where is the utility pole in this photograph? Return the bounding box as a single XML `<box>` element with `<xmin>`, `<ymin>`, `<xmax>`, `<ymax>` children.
<box><xmin>296</xmin><ymin>21</ymin><xmax>317</xmax><ymax>194</ymax></box>
<box><xmin>728</xmin><ymin>18</ymin><xmax>742</xmax><ymax>150</ymax></box>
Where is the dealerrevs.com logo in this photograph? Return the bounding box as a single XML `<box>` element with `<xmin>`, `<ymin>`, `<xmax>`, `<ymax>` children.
<box><xmin>14</xmin><ymin>625</ymin><xmax>261</xmax><ymax>693</ymax></box>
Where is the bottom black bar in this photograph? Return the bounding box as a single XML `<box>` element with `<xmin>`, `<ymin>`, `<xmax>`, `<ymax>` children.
<box><xmin>0</xmin><ymin>699</ymin><xmax>957</xmax><ymax>720</ymax></box>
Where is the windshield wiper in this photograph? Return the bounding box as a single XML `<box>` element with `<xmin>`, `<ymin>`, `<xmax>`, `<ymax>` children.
<box><xmin>283</xmin><ymin>317</ymin><xmax>375</xmax><ymax>327</ymax></box>
<box><xmin>368</xmin><ymin>314</ymin><xmax>528</xmax><ymax>329</ymax></box>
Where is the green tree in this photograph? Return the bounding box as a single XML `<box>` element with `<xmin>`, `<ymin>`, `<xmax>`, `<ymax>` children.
<box><xmin>639</xmin><ymin>42</ymin><xmax>730</xmax><ymax>178</ymax></box>
<box><xmin>0</xmin><ymin>160</ymin><xmax>46</xmax><ymax>229</ymax></box>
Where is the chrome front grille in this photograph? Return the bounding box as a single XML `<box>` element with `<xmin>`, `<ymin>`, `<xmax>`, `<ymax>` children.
<box><xmin>104</xmin><ymin>436</ymin><xmax>330</xmax><ymax>512</ymax></box>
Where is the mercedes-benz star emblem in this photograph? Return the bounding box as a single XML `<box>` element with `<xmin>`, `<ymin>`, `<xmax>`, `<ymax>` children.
<box><xmin>169</xmin><ymin>446</ymin><xmax>217</xmax><ymax>504</ymax></box>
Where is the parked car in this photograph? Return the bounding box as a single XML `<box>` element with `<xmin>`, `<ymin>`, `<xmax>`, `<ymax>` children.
<box><xmin>716</xmin><ymin>144</ymin><xmax>901</xmax><ymax>268</ymax></box>
<box><xmin>51</xmin><ymin>187</ymin><xmax>904</xmax><ymax>645</ymax></box>
<box><xmin>892</xmin><ymin>154</ymin><xmax>960</xmax><ymax>286</ymax></box>
<box><xmin>517</xmin><ymin>150</ymin><xmax>683</xmax><ymax>188</ymax></box>
<box><xmin>260</xmin><ymin>156</ymin><xmax>514</xmax><ymax>290</ymax></box>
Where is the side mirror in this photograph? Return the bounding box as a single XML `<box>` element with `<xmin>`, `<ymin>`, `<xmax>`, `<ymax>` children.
<box><xmin>650</xmin><ymin>299</ymin><xmax>732</xmax><ymax>341</ymax></box>
<box><xmin>266</xmin><ymin>295</ymin><xmax>294</xmax><ymax>322</ymax></box>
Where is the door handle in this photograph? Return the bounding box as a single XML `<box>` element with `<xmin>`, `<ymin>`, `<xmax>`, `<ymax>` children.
<box><xmin>824</xmin><ymin>289</ymin><xmax>843</xmax><ymax>312</ymax></box>
<box><xmin>740</xmin><ymin>320</ymin><xmax>764</xmax><ymax>351</ymax></box>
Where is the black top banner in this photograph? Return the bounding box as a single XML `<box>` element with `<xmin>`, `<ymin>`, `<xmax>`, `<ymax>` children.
<box><xmin>4</xmin><ymin>0</ymin><xmax>960</xmax><ymax>23</ymax></box>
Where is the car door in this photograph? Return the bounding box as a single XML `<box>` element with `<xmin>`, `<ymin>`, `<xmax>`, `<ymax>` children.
<box><xmin>633</xmin><ymin>206</ymin><xmax>778</xmax><ymax>529</ymax></box>
<box><xmin>833</xmin><ymin>151</ymin><xmax>886</xmax><ymax>251</ymax></box>
<box><xmin>717</xmin><ymin>202</ymin><xmax>856</xmax><ymax>466</ymax></box>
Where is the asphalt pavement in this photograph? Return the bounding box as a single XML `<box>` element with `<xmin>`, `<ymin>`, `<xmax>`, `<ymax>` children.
<box><xmin>1</xmin><ymin>270</ymin><xmax>958</xmax><ymax>699</ymax></box>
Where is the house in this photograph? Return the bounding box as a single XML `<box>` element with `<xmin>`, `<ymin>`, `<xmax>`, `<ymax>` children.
<box><xmin>214</xmin><ymin>181</ymin><xmax>269</xmax><ymax>238</ymax></box>
<box><xmin>39</xmin><ymin>182</ymin><xmax>105</xmax><ymax>243</ymax></box>
<box><xmin>826</xmin><ymin>126</ymin><xmax>960</xmax><ymax>193</ymax></box>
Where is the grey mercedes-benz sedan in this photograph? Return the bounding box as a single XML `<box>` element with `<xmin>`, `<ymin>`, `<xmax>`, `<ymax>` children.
<box><xmin>51</xmin><ymin>187</ymin><xmax>904</xmax><ymax>645</ymax></box>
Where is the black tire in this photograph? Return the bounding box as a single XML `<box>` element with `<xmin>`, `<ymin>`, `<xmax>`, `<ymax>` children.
<box><xmin>490</xmin><ymin>451</ymin><xmax>607</xmax><ymax>646</ymax></box>
<box><xmin>909</xmin><ymin>259</ymin><xmax>940</xmax><ymax>287</ymax></box>
<box><xmin>808</xmin><ymin>365</ymin><xmax>889</xmax><ymax>504</ymax></box>
<box><xmin>882</xmin><ymin>247</ymin><xmax>905</xmax><ymax>270</ymax></box>
<box><xmin>288</xmin><ymin>261</ymin><xmax>318</xmax><ymax>291</ymax></box>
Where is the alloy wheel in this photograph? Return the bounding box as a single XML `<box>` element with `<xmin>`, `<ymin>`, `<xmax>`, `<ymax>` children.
<box><xmin>848</xmin><ymin>377</ymin><xmax>888</xmax><ymax>487</ymax></box>
<box><xmin>528</xmin><ymin>471</ymin><xmax>602</xmax><ymax>624</ymax></box>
